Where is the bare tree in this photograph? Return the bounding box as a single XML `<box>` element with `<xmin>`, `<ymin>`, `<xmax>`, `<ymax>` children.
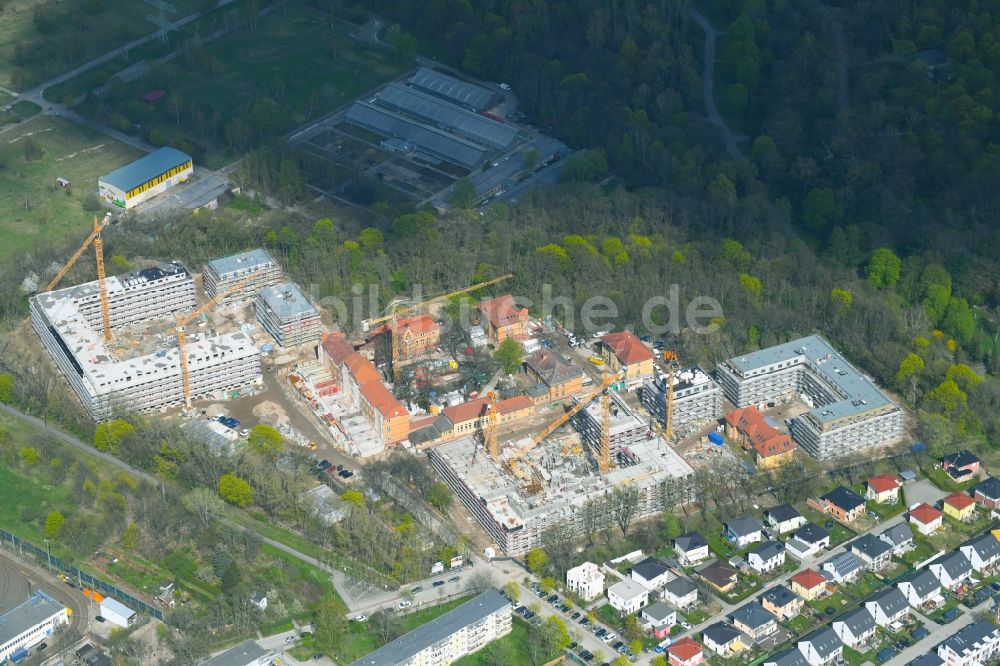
<box><xmin>609</xmin><ymin>486</ymin><xmax>640</xmax><ymax>538</ymax></box>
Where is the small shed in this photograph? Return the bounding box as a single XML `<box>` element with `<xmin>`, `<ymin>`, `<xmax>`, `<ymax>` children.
<box><xmin>99</xmin><ymin>597</ymin><xmax>136</xmax><ymax>628</ymax></box>
<box><xmin>56</xmin><ymin>177</ymin><xmax>71</xmax><ymax>188</ymax></box>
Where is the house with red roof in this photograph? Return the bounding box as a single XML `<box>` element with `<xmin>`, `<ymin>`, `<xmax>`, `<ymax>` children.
<box><xmin>478</xmin><ymin>294</ymin><xmax>529</xmax><ymax>345</ymax></box>
<box><xmin>943</xmin><ymin>492</ymin><xmax>977</xmax><ymax>522</ymax></box>
<box><xmin>600</xmin><ymin>331</ymin><xmax>654</xmax><ymax>383</ymax></box>
<box><xmin>791</xmin><ymin>569</ymin><xmax>829</xmax><ymax>601</ymax></box>
<box><xmin>372</xmin><ymin>314</ymin><xmax>440</xmax><ymax>359</ymax></box>
<box><xmin>667</xmin><ymin>637</ymin><xmax>705</xmax><ymax>666</ymax></box>
<box><xmin>908</xmin><ymin>503</ymin><xmax>943</xmax><ymax>535</ymax></box>
<box><xmin>724</xmin><ymin>406</ymin><xmax>796</xmax><ymax>469</ymax></box>
<box><xmin>865</xmin><ymin>475</ymin><xmax>901</xmax><ymax>504</ymax></box>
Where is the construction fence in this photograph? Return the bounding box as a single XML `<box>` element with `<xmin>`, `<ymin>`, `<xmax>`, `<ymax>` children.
<box><xmin>0</xmin><ymin>527</ymin><xmax>164</xmax><ymax>621</ymax></box>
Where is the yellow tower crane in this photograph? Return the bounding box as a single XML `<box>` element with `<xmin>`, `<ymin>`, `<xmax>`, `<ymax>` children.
<box><xmin>165</xmin><ymin>273</ymin><xmax>257</xmax><ymax>407</ymax></box>
<box><xmin>662</xmin><ymin>350</ymin><xmax>679</xmax><ymax>439</ymax></box>
<box><xmin>485</xmin><ymin>390</ymin><xmax>499</xmax><ymax>460</ymax></box>
<box><xmin>599</xmin><ymin>389</ymin><xmax>611</xmax><ymax>473</ymax></box>
<box><xmin>46</xmin><ymin>214</ymin><xmax>113</xmax><ymax>343</ymax></box>
<box><xmin>361</xmin><ymin>273</ymin><xmax>512</xmax><ymax>382</ymax></box>
<box><xmin>509</xmin><ymin>371</ymin><xmax>621</xmax><ymax>474</ymax></box>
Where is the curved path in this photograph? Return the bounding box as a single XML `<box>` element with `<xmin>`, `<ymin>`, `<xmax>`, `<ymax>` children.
<box><xmin>690</xmin><ymin>10</ymin><xmax>744</xmax><ymax>161</ymax></box>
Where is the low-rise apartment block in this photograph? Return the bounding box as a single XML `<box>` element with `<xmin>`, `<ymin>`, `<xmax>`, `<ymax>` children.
<box><xmin>0</xmin><ymin>592</ymin><xmax>69</xmax><ymax>663</ymax></box>
<box><xmin>716</xmin><ymin>335</ymin><xmax>903</xmax><ymax>460</ymax></box>
<box><xmin>203</xmin><ymin>249</ymin><xmax>282</xmax><ymax>305</ymax></box>
<box><xmin>350</xmin><ymin>590</ymin><xmax>511</xmax><ymax>666</ymax></box>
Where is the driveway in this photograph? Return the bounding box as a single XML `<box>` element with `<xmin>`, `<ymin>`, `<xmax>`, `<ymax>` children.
<box><xmin>905</xmin><ymin>479</ymin><xmax>948</xmax><ymax>508</ymax></box>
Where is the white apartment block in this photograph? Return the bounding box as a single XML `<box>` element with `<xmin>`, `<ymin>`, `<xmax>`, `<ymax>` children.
<box><xmin>31</xmin><ymin>263</ymin><xmax>260</xmax><ymax>420</ymax></box>
<box><xmin>0</xmin><ymin>592</ymin><xmax>69</xmax><ymax>663</ymax></box>
<box><xmin>428</xmin><ymin>436</ymin><xmax>694</xmax><ymax>556</ymax></box>
<box><xmin>203</xmin><ymin>249</ymin><xmax>282</xmax><ymax>305</ymax></box>
<box><xmin>566</xmin><ymin>562</ymin><xmax>605</xmax><ymax>601</ymax></box>
<box><xmin>640</xmin><ymin>367</ymin><xmax>724</xmax><ymax>437</ymax></box>
<box><xmin>715</xmin><ymin>335</ymin><xmax>903</xmax><ymax>460</ymax></box>
<box><xmin>255</xmin><ymin>282</ymin><xmax>321</xmax><ymax>348</ymax></box>
<box><xmin>349</xmin><ymin>591</ymin><xmax>511</xmax><ymax>666</ymax></box>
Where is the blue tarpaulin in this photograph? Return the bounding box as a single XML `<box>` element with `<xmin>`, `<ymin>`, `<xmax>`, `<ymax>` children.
<box><xmin>708</xmin><ymin>432</ymin><xmax>724</xmax><ymax>445</ymax></box>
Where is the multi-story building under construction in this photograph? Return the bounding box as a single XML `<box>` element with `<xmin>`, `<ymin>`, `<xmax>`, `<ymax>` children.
<box><xmin>30</xmin><ymin>263</ymin><xmax>261</xmax><ymax>420</ymax></box>
<box><xmin>254</xmin><ymin>282</ymin><xmax>320</xmax><ymax>348</ymax></box>
<box><xmin>569</xmin><ymin>389</ymin><xmax>647</xmax><ymax>464</ymax></box>
<box><xmin>715</xmin><ymin>335</ymin><xmax>903</xmax><ymax>460</ymax></box>
<box><xmin>428</xmin><ymin>435</ymin><xmax>695</xmax><ymax>556</ymax></box>
<box><xmin>640</xmin><ymin>367</ymin><xmax>724</xmax><ymax>437</ymax></box>
<box><xmin>203</xmin><ymin>249</ymin><xmax>282</xmax><ymax>305</ymax></box>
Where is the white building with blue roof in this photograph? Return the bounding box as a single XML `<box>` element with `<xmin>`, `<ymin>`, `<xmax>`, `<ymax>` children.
<box><xmin>716</xmin><ymin>335</ymin><xmax>903</xmax><ymax>460</ymax></box>
<box><xmin>0</xmin><ymin>591</ymin><xmax>69</xmax><ymax>662</ymax></box>
<box><xmin>98</xmin><ymin>147</ymin><xmax>192</xmax><ymax>209</ymax></box>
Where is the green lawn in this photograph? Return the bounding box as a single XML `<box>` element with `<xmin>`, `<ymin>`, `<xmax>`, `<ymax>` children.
<box><xmin>706</xmin><ymin>532</ymin><xmax>737</xmax><ymax>558</ymax></box>
<box><xmin>73</xmin><ymin>5</ymin><xmax>409</xmax><ymax>168</ymax></box>
<box><xmin>845</xmin><ymin>572</ymin><xmax>885</xmax><ymax>601</ymax></box>
<box><xmin>901</xmin><ymin>538</ymin><xmax>937</xmax><ymax>564</ymax></box>
<box><xmin>798</xmin><ymin>507</ymin><xmax>856</xmax><ymax>545</ymax></box>
<box><xmin>0</xmin><ymin>115</ymin><xmax>140</xmax><ymax>262</ymax></box>
<box><xmin>807</xmin><ymin>590</ymin><xmax>850</xmax><ymax>614</ymax></box>
<box><xmin>454</xmin><ymin>617</ymin><xmax>550</xmax><ymax>666</ymax></box>
<box><xmin>867</xmin><ymin>497</ymin><xmax>906</xmax><ymax>520</ymax></box>
<box><xmin>782</xmin><ymin>613</ymin><xmax>816</xmax><ymax>636</ymax></box>
<box><xmin>682</xmin><ymin>608</ymin><xmax>712</xmax><ymax>625</ymax></box>
<box><xmin>0</xmin><ymin>459</ymin><xmax>78</xmax><ymax>557</ymax></box>
<box><xmin>927</xmin><ymin>468</ymin><xmax>978</xmax><ymax>492</ymax></box>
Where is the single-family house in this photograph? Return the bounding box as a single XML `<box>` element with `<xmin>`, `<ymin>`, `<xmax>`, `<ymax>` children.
<box><xmin>725</xmin><ymin>516</ymin><xmax>764</xmax><ymax>547</ymax></box>
<box><xmin>663</xmin><ymin>577</ymin><xmax>699</xmax><ymax>610</ymax></box>
<box><xmin>908</xmin><ymin>503</ymin><xmax>944</xmax><ymax>535</ymax></box>
<box><xmin>898</xmin><ymin>569</ymin><xmax>943</xmax><ymax>608</ymax></box>
<box><xmin>523</xmin><ymin>348</ymin><xmax>584</xmax><ymax>401</ymax></box>
<box><xmin>936</xmin><ymin>620</ymin><xmax>1000</xmax><ymax>666</ymax></box>
<box><xmin>784</xmin><ymin>538</ymin><xmax>818</xmax><ymax>561</ymax></box>
<box><xmin>791</xmin><ymin>569</ymin><xmax>829</xmax><ymax>601</ymax></box>
<box><xmin>728</xmin><ymin>602</ymin><xmax>777</xmax><ymax>642</ymax></box>
<box><xmin>699</xmin><ymin>562</ymin><xmax>739</xmax><ymax>594</ymax></box>
<box><xmin>794</xmin><ymin>522</ymin><xmax>831</xmax><ymax>551</ymax></box>
<box><xmin>960</xmin><ymin>533</ymin><xmax>1000</xmax><ymax>573</ymax></box>
<box><xmin>674</xmin><ymin>533</ymin><xmax>711</xmax><ymax>566</ymax></box>
<box><xmin>747</xmin><ymin>541</ymin><xmax>786</xmax><ymax>575</ymax></box>
<box><xmin>765</xmin><ymin>505</ymin><xmax>807</xmax><ymax>534</ymax></box>
<box><xmin>631</xmin><ymin>556</ymin><xmax>674</xmax><ymax>591</ymax></box>
<box><xmin>666</xmin><ymin>637</ymin><xmax>705</xmax><ymax>666</ymax></box>
<box><xmin>879</xmin><ymin>523</ymin><xmax>915</xmax><ymax>555</ymax></box>
<box><xmin>850</xmin><ymin>534</ymin><xmax>893</xmax><ymax>571</ymax></box>
<box><xmin>832</xmin><ymin>607</ymin><xmax>876</xmax><ymax>650</ymax></box>
<box><xmin>702</xmin><ymin>622</ymin><xmax>745</xmax><ymax>658</ymax></box>
<box><xmin>608</xmin><ymin>578</ymin><xmax>649</xmax><ymax>614</ymax></box>
<box><xmin>821</xmin><ymin>552</ymin><xmax>862</xmax><ymax>584</ymax></box>
<box><xmin>865</xmin><ymin>587</ymin><xmax>910</xmax><ymax>627</ymax></box>
<box><xmin>821</xmin><ymin>486</ymin><xmax>867</xmax><ymax>523</ymax></box>
<box><xmin>797</xmin><ymin>627</ymin><xmax>843</xmax><ymax>666</ymax></box>
<box><xmin>943</xmin><ymin>492</ymin><xmax>978</xmax><ymax>522</ymax></box>
<box><xmin>566</xmin><ymin>562</ymin><xmax>605</xmax><ymax>601</ymax></box>
<box><xmin>929</xmin><ymin>550</ymin><xmax>973</xmax><ymax>590</ymax></box>
<box><xmin>641</xmin><ymin>601</ymin><xmax>677</xmax><ymax>639</ymax></box>
<box><xmin>972</xmin><ymin>477</ymin><xmax>1000</xmax><ymax>509</ymax></box>
<box><xmin>764</xmin><ymin>648</ymin><xmax>811</xmax><ymax>666</ymax></box>
<box><xmin>866</xmin><ymin>474</ymin><xmax>901</xmax><ymax>504</ymax></box>
<box><xmin>759</xmin><ymin>584</ymin><xmax>803</xmax><ymax>620</ymax></box>
<box><xmin>941</xmin><ymin>450</ymin><xmax>980</xmax><ymax>483</ymax></box>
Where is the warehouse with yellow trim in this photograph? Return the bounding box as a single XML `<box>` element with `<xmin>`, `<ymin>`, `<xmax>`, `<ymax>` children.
<box><xmin>98</xmin><ymin>147</ymin><xmax>192</xmax><ymax>209</ymax></box>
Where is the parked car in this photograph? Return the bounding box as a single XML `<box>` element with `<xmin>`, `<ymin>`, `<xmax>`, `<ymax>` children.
<box><xmin>35</xmin><ymin>643</ymin><xmax>47</xmax><ymax>652</ymax></box>
<box><xmin>580</xmin><ymin>618</ymin><xmax>590</xmax><ymax>627</ymax></box>
<box><xmin>592</xmin><ymin>330</ymin><xmax>609</xmax><ymax>338</ymax></box>
<box><xmin>612</xmin><ymin>641</ymin><xmax>624</xmax><ymax>651</ymax></box>
<box><xmin>679</xmin><ymin>621</ymin><xmax>692</xmax><ymax>630</ymax></box>
<box><xmin>515</xmin><ymin>606</ymin><xmax>527</xmax><ymax>615</ymax></box>
<box><xmin>432</xmin><ymin>580</ymin><xmax>445</xmax><ymax>587</ymax></box>
<box><xmin>571</xmin><ymin>612</ymin><xmax>581</xmax><ymax>620</ymax></box>
<box><xmin>397</xmin><ymin>600</ymin><xmax>411</xmax><ymax>610</ymax></box>
<box><xmin>353</xmin><ymin>615</ymin><xmax>367</xmax><ymax>622</ymax></box>
<box><xmin>560</xmin><ymin>603</ymin><xmax>571</xmax><ymax>612</ymax></box>
<box><xmin>338</xmin><ymin>469</ymin><xmax>354</xmax><ymax>478</ymax></box>
<box><xmin>239</xmin><ymin>428</ymin><xmax>250</xmax><ymax>437</ymax></box>
<box><xmin>317</xmin><ymin>460</ymin><xmax>331</xmax><ymax>470</ymax></box>
<box><xmin>547</xmin><ymin>594</ymin><xmax>559</xmax><ymax>603</ymax></box>
<box><xmin>523</xmin><ymin>611</ymin><xmax>535</xmax><ymax>620</ymax></box>
<box><xmin>411</xmin><ymin>586</ymin><xmax>423</xmax><ymax>593</ymax></box>
<box><xmin>95</xmin><ymin>616</ymin><xmax>106</xmax><ymax>623</ymax></box>
<box><xmin>602</xmin><ymin>632</ymin><xmax>617</xmax><ymax>643</ymax></box>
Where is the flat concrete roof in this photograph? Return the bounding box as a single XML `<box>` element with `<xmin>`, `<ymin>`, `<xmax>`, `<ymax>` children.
<box><xmin>0</xmin><ymin>591</ymin><xmax>65</xmax><ymax>645</ymax></box>
<box><xmin>206</xmin><ymin>249</ymin><xmax>276</xmax><ymax>277</ymax></box>
<box><xmin>726</xmin><ymin>335</ymin><xmax>896</xmax><ymax>424</ymax></box>
<box><xmin>257</xmin><ymin>282</ymin><xmax>317</xmax><ymax>319</ymax></box>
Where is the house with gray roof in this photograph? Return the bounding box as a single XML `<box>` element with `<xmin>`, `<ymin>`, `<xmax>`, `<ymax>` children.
<box><xmin>765</xmin><ymin>504</ymin><xmax>806</xmax><ymax>534</ymax></box>
<box><xmin>349</xmin><ymin>591</ymin><xmax>511</xmax><ymax>666</ymax></box>
<box><xmin>631</xmin><ymin>556</ymin><xmax>674</xmax><ymax>590</ymax></box>
<box><xmin>798</xmin><ymin>627</ymin><xmax>843</xmax><ymax>666</ymax></box>
<box><xmin>960</xmin><ymin>533</ymin><xmax>1000</xmax><ymax>572</ymax></box>
<box><xmin>725</xmin><ymin>516</ymin><xmax>764</xmax><ymax>547</ymax></box>
<box><xmin>703</xmin><ymin>622</ymin><xmax>745</xmax><ymax>657</ymax></box>
<box><xmin>929</xmin><ymin>550</ymin><xmax>973</xmax><ymax>590</ymax></box>
<box><xmin>936</xmin><ymin>620</ymin><xmax>1000</xmax><ymax>665</ymax></box>
<box><xmin>906</xmin><ymin>655</ymin><xmax>943</xmax><ymax>666</ymax></box>
<box><xmin>821</xmin><ymin>551</ymin><xmax>862</xmax><ymax>583</ymax></box>
<box><xmin>879</xmin><ymin>522</ymin><xmax>915</xmax><ymax>555</ymax></box>
<box><xmin>865</xmin><ymin>587</ymin><xmax>910</xmax><ymax>627</ymax></box>
<box><xmin>674</xmin><ymin>533</ymin><xmax>710</xmax><ymax>566</ymax></box>
<box><xmin>764</xmin><ymin>647</ymin><xmax>811</xmax><ymax>666</ymax></box>
<box><xmin>663</xmin><ymin>576</ymin><xmax>698</xmax><ymax>609</ymax></box>
<box><xmin>728</xmin><ymin>602</ymin><xmax>776</xmax><ymax>642</ymax></box>
<box><xmin>747</xmin><ymin>541</ymin><xmax>786</xmax><ymax>574</ymax></box>
<box><xmin>794</xmin><ymin>522</ymin><xmax>831</xmax><ymax>549</ymax></box>
<box><xmin>759</xmin><ymin>584</ymin><xmax>802</xmax><ymax>619</ymax></box>
<box><xmin>832</xmin><ymin>607</ymin><xmax>876</xmax><ymax>649</ymax></box>
<box><xmin>850</xmin><ymin>533</ymin><xmax>893</xmax><ymax>570</ymax></box>
<box><xmin>898</xmin><ymin>569</ymin><xmax>943</xmax><ymax>608</ymax></box>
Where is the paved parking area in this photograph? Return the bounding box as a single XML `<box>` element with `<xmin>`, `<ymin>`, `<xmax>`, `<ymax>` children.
<box><xmin>905</xmin><ymin>479</ymin><xmax>948</xmax><ymax>507</ymax></box>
